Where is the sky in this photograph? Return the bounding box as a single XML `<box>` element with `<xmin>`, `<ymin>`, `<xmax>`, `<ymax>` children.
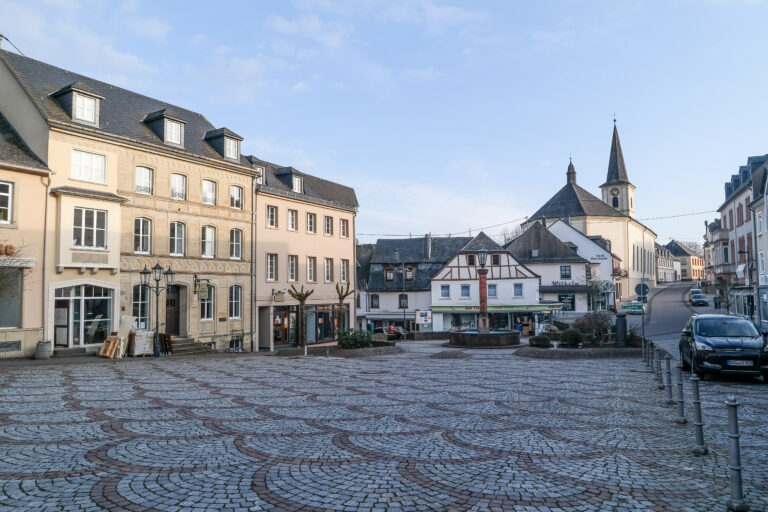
<box><xmin>2</xmin><ymin>0</ymin><xmax>768</xmax><ymax>246</ymax></box>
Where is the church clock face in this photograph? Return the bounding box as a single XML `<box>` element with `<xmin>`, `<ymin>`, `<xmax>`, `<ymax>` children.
<box><xmin>610</xmin><ymin>187</ymin><xmax>620</xmax><ymax>196</ymax></box>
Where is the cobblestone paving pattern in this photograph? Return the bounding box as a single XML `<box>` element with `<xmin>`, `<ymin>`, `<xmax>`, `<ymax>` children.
<box><xmin>0</xmin><ymin>342</ymin><xmax>766</xmax><ymax>511</ymax></box>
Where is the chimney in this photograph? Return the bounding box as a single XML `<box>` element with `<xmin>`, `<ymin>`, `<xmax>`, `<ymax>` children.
<box><xmin>424</xmin><ymin>233</ymin><xmax>432</xmax><ymax>259</ymax></box>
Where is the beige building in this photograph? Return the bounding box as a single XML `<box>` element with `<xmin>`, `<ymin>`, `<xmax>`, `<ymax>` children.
<box><xmin>666</xmin><ymin>240</ymin><xmax>705</xmax><ymax>282</ymax></box>
<box><xmin>0</xmin><ymin>50</ymin><xmax>357</xmax><ymax>356</ymax></box>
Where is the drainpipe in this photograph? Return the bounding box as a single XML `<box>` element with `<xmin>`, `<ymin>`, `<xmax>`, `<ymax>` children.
<box><xmin>250</xmin><ymin>174</ymin><xmax>255</xmax><ymax>352</ymax></box>
<box><xmin>41</xmin><ymin>174</ymin><xmax>50</xmax><ymax>342</ymax></box>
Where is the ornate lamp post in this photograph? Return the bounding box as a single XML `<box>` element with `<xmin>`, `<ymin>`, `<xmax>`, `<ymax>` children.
<box><xmin>140</xmin><ymin>263</ymin><xmax>175</xmax><ymax>358</ymax></box>
<box><xmin>477</xmin><ymin>248</ymin><xmax>489</xmax><ymax>334</ymax></box>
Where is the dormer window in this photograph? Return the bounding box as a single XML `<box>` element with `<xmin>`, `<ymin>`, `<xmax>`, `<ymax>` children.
<box><xmin>224</xmin><ymin>137</ymin><xmax>239</xmax><ymax>159</ymax></box>
<box><xmin>75</xmin><ymin>94</ymin><xmax>96</xmax><ymax>123</ymax></box>
<box><xmin>385</xmin><ymin>268</ymin><xmax>394</xmax><ymax>282</ymax></box>
<box><xmin>143</xmin><ymin>109</ymin><xmax>187</xmax><ymax>147</ymax></box>
<box><xmin>292</xmin><ymin>176</ymin><xmax>303</xmax><ymax>193</ymax></box>
<box><xmin>52</xmin><ymin>82</ymin><xmax>103</xmax><ymax>127</ymax></box>
<box><xmin>165</xmin><ymin>120</ymin><xmax>182</xmax><ymax>145</ymax></box>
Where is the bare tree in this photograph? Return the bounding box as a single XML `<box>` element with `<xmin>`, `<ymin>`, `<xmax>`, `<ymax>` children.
<box><xmin>287</xmin><ymin>285</ymin><xmax>314</xmax><ymax>347</ymax></box>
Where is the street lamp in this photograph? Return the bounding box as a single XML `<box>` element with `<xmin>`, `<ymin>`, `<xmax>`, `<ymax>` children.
<box><xmin>394</xmin><ymin>249</ymin><xmax>407</xmax><ymax>333</ymax></box>
<box><xmin>477</xmin><ymin>248</ymin><xmax>489</xmax><ymax>334</ymax></box>
<box><xmin>140</xmin><ymin>263</ymin><xmax>175</xmax><ymax>358</ymax></box>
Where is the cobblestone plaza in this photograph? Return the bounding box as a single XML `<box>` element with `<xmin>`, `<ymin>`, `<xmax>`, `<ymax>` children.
<box><xmin>0</xmin><ymin>342</ymin><xmax>766</xmax><ymax>511</ymax></box>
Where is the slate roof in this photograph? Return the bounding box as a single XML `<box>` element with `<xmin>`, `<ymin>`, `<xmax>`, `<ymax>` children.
<box><xmin>601</xmin><ymin>122</ymin><xmax>631</xmax><ymax>187</ymax></box>
<box><xmin>458</xmin><ymin>232</ymin><xmax>504</xmax><ymax>253</ymax></box>
<box><xmin>504</xmin><ymin>222</ymin><xmax>588</xmax><ymax>263</ymax></box>
<box><xmin>0</xmin><ymin>112</ymin><xmax>48</xmax><ymax>172</ymax></box>
<box><xmin>368</xmin><ymin>236</ymin><xmax>472</xmax><ymax>292</ymax></box>
<box><xmin>356</xmin><ymin>244</ymin><xmax>374</xmax><ymax>290</ymax></box>
<box><xmin>50</xmin><ymin>186</ymin><xmax>128</xmax><ymax>203</ymax></box>
<box><xmin>529</xmin><ymin>161</ymin><xmax>626</xmax><ymax>221</ymax></box>
<box><xmin>666</xmin><ymin>240</ymin><xmax>700</xmax><ymax>258</ymax></box>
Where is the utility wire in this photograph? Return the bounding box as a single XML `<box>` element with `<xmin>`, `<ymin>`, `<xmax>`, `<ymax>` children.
<box><xmin>0</xmin><ymin>34</ymin><xmax>26</xmax><ymax>56</ymax></box>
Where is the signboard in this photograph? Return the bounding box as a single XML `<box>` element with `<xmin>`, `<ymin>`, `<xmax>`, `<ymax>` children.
<box><xmin>635</xmin><ymin>283</ymin><xmax>649</xmax><ymax>297</ymax></box>
<box><xmin>620</xmin><ymin>303</ymin><xmax>644</xmax><ymax>312</ymax></box>
<box><xmin>415</xmin><ymin>310</ymin><xmax>432</xmax><ymax>324</ymax></box>
<box><xmin>198</xmin><ymin>283</ymin><xmax>209</xmax><ymax>300</ymax></box>
<box><xmin>430</xmin><ymin>304</ymin><xmax>561</xmax><ymax>312</ymax></box>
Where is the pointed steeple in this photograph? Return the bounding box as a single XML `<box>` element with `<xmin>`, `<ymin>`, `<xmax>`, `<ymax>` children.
<box><xmin>602</xmin><ymin>121</ymin><xmax>631</xmax><ymax>186</ymax></box>
<box><xmin>566</xmin><ymin>158</ymin><xmax>577</xmax><ymax>185</ymax></box>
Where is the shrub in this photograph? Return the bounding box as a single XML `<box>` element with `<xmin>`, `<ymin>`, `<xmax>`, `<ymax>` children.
<box><xmin>573</xmin><ymin>312</ymin><xmax>612</xmax><ymax>338</ymax></box>
<box><xmin>626</xmin><ymin>326</ymin><xmax>643</xmax><ymax>347</ymax></box>
<box><xmin>529</xmin><ymin>335</ymin><xmax>552</xmax><ymax>348</ymax></box>
<box><xmin>337</xmin><ymin>329</ymin><xmax>372</xmax><ymax>349</ymax></box>
<box><xmin>559</xmin><ymin>328</ymin><xmax>582</xmax><ymax>347</ymax></box>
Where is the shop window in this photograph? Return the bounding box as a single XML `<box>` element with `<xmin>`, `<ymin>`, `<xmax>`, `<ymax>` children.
<box><xmin>132</xmin><ymin>284</ymin><xmax>149</xmax><ymax>329</ymax></box>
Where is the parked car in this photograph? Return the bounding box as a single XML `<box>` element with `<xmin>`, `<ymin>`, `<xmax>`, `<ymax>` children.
<box><xmin>689</xmin><ymin>293</ymin><xmax>709</xmax><ymax>307</ymax></box>
<box><xmin>679</xmin><ymin>314</ymin><xmax>768</xmax><ymax>380</ymax></box>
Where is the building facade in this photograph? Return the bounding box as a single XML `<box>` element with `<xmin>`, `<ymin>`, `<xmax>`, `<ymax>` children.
<box><xmin>655</xmin><ymin>243</ymin><xmax>679</xmax><ymax>284</ymax></box>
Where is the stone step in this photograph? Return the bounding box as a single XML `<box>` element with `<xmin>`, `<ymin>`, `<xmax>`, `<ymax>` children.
<box><xmin>169</xmin><ymin>338</ymin><xmax>214</xmax><ymax>355</ymax></box>
<box><xmin>52</xmin><ymin>347</ymin><xmax>93</xmax><ymax>358</ymax></box>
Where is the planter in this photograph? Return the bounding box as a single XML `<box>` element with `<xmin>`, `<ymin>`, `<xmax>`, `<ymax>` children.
<box><xmin>34</xmin><ymin>341</ymin><xmax>51</xmax><ymax>360</ymax></box>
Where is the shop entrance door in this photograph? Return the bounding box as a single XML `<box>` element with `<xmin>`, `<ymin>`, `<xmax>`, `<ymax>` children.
<box><xmin>166</xmin><ymin>285</ymin><xmax>179</xmax><ymax>335</ymax></box>
<box><xmin>54</xmin><ymin>300</ymin><xmax>70</xmax><ymax>347</ymax></box>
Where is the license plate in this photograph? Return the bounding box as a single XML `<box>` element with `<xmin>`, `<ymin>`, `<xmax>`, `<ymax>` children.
<box><xmin>726</xmin><ymin>360</ymin><xmax>753</xmax><ymax>367</ymax></box>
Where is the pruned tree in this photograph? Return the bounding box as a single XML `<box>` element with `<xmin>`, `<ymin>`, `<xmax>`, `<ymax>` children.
<box><xmin>288</xmin><ymin>285</ymin><xmax>314</xmax><ymax>347</ymax></box>
<box><xmin>334</xmin><ymin>282</ymin><xmax>354</xmax><ymax>340</ymax></box>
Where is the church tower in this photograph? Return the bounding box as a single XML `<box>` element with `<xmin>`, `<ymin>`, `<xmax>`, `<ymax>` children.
<box><xmin>600</xmin><ymin>121</ymin><xmax>635</xmax><ymax>217</ymax></box>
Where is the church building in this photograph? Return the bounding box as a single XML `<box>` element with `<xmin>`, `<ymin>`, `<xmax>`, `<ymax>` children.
<box><xmin>522</xmin><ymin>123</ymin><xmax>657</xmax><ymax>303</ymax></box>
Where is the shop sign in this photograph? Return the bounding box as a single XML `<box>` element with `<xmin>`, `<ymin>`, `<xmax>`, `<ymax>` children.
<box><xmin>415</xmin><ymin>310</ymin><xmax>432</xmax><ymax>324</ymax></box>
<box><xmin>198</xmin><ymin>283</ymin><xmax>209</xmax><ymax>300</ymax></box>
<box><xmin>551</xmin><ymin>281</ymin><xmax>575</xmax><ymax>287</ymax></box>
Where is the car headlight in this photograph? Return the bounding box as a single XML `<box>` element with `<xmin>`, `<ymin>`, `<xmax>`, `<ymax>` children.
<box><xmin>694</xmin><ymin>342</ymin><xmax>714</xmax><ymax>352</ymax></box>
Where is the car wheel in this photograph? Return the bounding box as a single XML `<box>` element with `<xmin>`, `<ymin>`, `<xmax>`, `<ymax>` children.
<box><xmin>692</xmin><ymin>357</ymin><xmax>706</xmax><ymax>379</ymax></box>
<box><xmin>680</xmin><ymin>348</ymin><xmax>690</xmax><ymax>371</ymax></box>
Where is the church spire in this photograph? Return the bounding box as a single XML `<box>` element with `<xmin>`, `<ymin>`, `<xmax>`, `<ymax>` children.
<box><xmin>602</xmin><ymin>120</ymin><xmax>631</xmax><ymax>187</ymax></box>
<box><xmin>566</xmin><ymin>157</ymin><xmax>577</xmax><ymax>185</ymax></box>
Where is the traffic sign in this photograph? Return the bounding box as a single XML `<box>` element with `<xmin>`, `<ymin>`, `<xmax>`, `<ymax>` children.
<box><xmin>635</xmin><ymin>283</ymin><xmax>649</xmax><ymax>297</ymax></box>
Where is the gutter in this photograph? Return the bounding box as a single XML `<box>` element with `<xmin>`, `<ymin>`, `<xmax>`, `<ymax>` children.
<box><xmin>41</xmin><ymin>174</ymin><xmax>50</xmax><ymax>342</ymax></box>
<box><xmin>250</xmin><ymin>174</ymin><xmax>255</xmax><ymax>352</ymax></box>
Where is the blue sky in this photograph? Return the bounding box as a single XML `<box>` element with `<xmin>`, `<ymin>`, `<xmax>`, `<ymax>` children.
<box><xmin>3</xmin><ymin>0</ymin><xmax>768</xmax><ymax>246</ymax></box>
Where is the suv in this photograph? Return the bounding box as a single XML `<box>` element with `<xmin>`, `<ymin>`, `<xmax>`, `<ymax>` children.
<box><xmin>679</xmin><ymin>314</ymin><xmax>768</xmax><ymax>380</ymax></box>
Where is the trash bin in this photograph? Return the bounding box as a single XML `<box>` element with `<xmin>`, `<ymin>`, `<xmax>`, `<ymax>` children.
<box><xmin>713</xmin><ymin>296</ymin><xmax>721</xmax><ymax>309</ymax></box>
<box><xmin>35</xmin><ymin>341</ymin><xmax>51</xmax><ymax>360</ymax></box>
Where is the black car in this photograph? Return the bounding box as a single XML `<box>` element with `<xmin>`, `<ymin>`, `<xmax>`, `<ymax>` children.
<box><xmin>679</xmin><ymin>314</ymin><xmax>768</xmax><ymax>380</ymax></box>
<box><xmin>689</xmin><ymin>293</ymin><xmax>709</xmax><ymax>307</ymax></box>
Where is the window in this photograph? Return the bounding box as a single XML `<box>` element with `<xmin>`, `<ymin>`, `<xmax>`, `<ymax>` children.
<box><xmin>288</xmin><ymin>209</ymin><xmax>297</xmax><ymax>231</ymax></box>
<box><xmin>74</xmin><ymin>94</ymin><xmax>96</xmax><ymax>123</ymax></box>
<box><xmin>586</xmin><ymin>265</ymin><xmax>592</xmax><ymax>280</ymax></box>
<box><xmin>230</xmin><ymin>229</ymin><xmax>242</xmax><ymax>259</ymax></box>
<box><xmin>73</xmin><ymin>208</ymin><xmax>107</xmax><ymax>248</ymax></box>
<box><xmin>341</xmin><ymin>259</ymin><xmax>349</xmax><ymax>283</ymax></box>
<box><xmin>200</xmin><ymin>285</ymin><xmax>214</xmax><ymax>320</ymax></box>
<box><xmin>165</xmin><ymin>120</ymin><xmax>182</xmax><ymax>145</ymax></box>
<box><xmin>399</xmin><ymin>293</ymin><xmax>408</xmax><ymax>309</ymax></box>
<box><xmin>169</xmin><ymin>222</ymin><xmax>185</xmax><ymax>256</ymax></box>
<box><xmin>202</xmin><ymin>180</ymin><xmax>216</xmax><ymax>205</ymax></box>
<box><xmin>288</xmin><ymin>255</ymin><xmax>298</xmax><ymax>281</ymax></box>
<box><xmin>737</xmin><ymin>204</ymin><xmax>744</xmax><ymax>226</ymax></box>
<box><xmin>514</xmin><ymin>283</ymin><xmax>523</xmax><ymax>296</ymax></box>
<box><xmin>0</xmin><ymin>269</ymin><xmax>21</xmax><ymax>328</ymax></box>
<box><xmin>71</xmin><ymin>149</ymin><xmax>106</xmax><ymax>184</ymax></box>
<box><xmin>230</xmin><ymin>185</ymin><xmax>243</xmax><ymax>209</ymax></box>
<box><xmin>267</xmin><ymin>253</ymin><xmax>277</xmax><ymax>281</ymax></box>
<box><xmin>461</xmin><ymin>284</ymin><xmax>470</xmax><ymax>297</ymax></box>
<box><xmin>440</xmin><ymin>284</ymin><xmax>450</xmax><ymax>298</ymax></box>
<box><xmin>385</xmin><ymin>268</ymin><xmax>394</xmax><ymax>282</ymax></box>
<box><xmin>201</xmin><ymin>225</ymin><xmax>215</xmax><ymax>258</ymax></box>
<box><xmin>229</xmin><ymin>285</ymin><xmax>242</xmax><ymax>318</ymax></box>
<box><xmin>224</xmin><ymin>137</ymin><xmax>239</xmax><ymax>159</ymax></box>
<box><xmin>135</xmin><ymin>166</ymin><xmax>153</xmax><ymax>195</ymax></box>
<box><xmin>170</xmin><ymin>174</ymin><xmax>186</xmax><ymax>200</ymax></box>
<box><xmin>370</xmin><ymin>294</ymin><xmax>380</xmax><ymax>309</ymax></box>
<box><xmin>340</xmin><ymin>219</ymin><xmax>349</xmax><ymax>238</ymax></box>
<box><xmin>306</xmin><ymin>213</ymin><xmax>316</xmax><ymax>233</ymax></box>
<box><xmin>724</xmin><ymin>244</ymin><xmax>730</xmax><ymax>263</ymax></box>
<box><xmin>531</xmin><ymin>249</ymin><xmax>539</xmax><ymax>258</ymax></box>
<box><xmin>133</xmin><ymin>218</ymin><xmax>151</xmax><ymax>254</ymax></box>
<box><xmin>267</xmin><ymin>205</ymin><xmax>278</xmax><ymax>228</ymax></box>
<box><xmin>404</xmin><ymin>267</ymin><xmax>414</xmax><ymax>281</ymax></box>
<box><xmin>307</xmin><ymin>256</ymin><xmax>316</xmax><ymax>282</ymax></box>
<box><xmin>488</xmin><ymin>284</ymin><xmax>497</xmax><ymax>297</ymax></box>
<box><xmin>0</xmin><ymin>182</ymin><xmax>12</xmax><ymax>223</ymax></box>
<box><xmin>492</xmin><ymin>254</ymin><xmax>500</xmax><ymax>266</ymax></box>
<box><xmin>132</xmin><ymin>284</ymin><xmax>149</xmax><ymax>329</ymax></box>
<box><xmin>325</xmin><ymin>258</ymin><xmax>333</xmax><ymax>281</ymax></box>
<box><xmin>760</xmin><ymin>252</ymin><xmax>765</xmax><ymax>273</ymax></box>
<box><xmin>467</xmin><ymin>254</ymin><xmax>475</xmax><ymax>266</ymax></box>
<box><xmin>759</xmin><ymin>212</ymin><xmax>764</xmax><ymax>236</ymax></box>
<box><xmin>292</xmin><ymin>176</ymin><xmax>303</xmax><ymax>193</ymax></box>
<box><xmin>612</xmin><ymin>197</ymin><xmax>619</xmax><ymax>208</ymax></box>
<box><xmin>324</xmin><ymin>216</ymin><xmax>333</xmax><ymax>235</ymax></box>
<box><xmin>558</xmin><ymin>294</ymin><xmax>575</xmax><ymax>311</ymax></box>
<box><xmin>560</xmin><ymin>265</ymin><xmax>572</xmax><ymax>279</ymax></box>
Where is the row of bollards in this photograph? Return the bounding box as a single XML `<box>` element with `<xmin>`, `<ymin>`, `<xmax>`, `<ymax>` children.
<box><xmin>641</xmin><ymin>341</ymin><xmax>748</xmax><ymax>511</ymax></box>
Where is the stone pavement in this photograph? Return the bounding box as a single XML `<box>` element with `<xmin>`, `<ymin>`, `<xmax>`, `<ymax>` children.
<box><xmin>0</xmin><ymin>342</ymin><xmax>766</xmax><ymax>511</ymax></box>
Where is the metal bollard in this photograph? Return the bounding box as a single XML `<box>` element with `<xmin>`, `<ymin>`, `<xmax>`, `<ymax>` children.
<box><xmin>655</xmin><ymin>349</ymin><xmax>664</xmax><ymax>389</ymax></box>
<box><xmin>675</xmin><ymin>364</ymin><xmax>687</xmax><ymax>424</ymax></box>
<box><xmin>647</xmin><ymin>341</ymin><xmax>654</xmax><ymax>369</ymax></box>
<box><xmin>641</xmin><ymin>339</ymin><xmax>646</xmax><ymax>362</ymax></box>
<box><xmin>664</xmin><ymin>355</ymin><xmax>674</xmax><ymax>404</ymax></box>
<box><xmin>690</xmin><ymin>375</ymin><xmax>708</xmax><ymax>455</ymax></box>
<box><xmin>326</xmin><ymin>345</ymin><xmax>330</xmax><ymax>358</ymax></box>
<box><xmin>725</xmin><ymin>396</ymin><xmax>748</xmax><ymax>511</ymax></box>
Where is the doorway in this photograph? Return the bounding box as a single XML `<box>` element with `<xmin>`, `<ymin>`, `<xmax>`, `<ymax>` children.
<box><xmin>166</xmin><ymin>285</ymin><xmax>179</xmax><ymax>335</ymax></box>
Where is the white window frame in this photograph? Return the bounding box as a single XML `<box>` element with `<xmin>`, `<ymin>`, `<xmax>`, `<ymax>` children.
<box><xmin>229</xmin><ymin>229</ymin><xmax>242</xmax><ymax>260</ymax></box>
<box><xmin>325</xmin><ymin>258</ymin><xmax>333</xmax><ymax>282</ymax></box>
<box><xmin>460</xmin><ymin>284</ymin><xmax>470</xmax><ymax>298</ymax></box>
<box><xmin>228</xmin><ymin>285</ymin><xmax>242</xmax><ymax>319</ymax></box>
<box><xmin>324</xmin><ymin>216</ymin><xmax>333</xmax><ymax>236</ymax></box>
<box><xmin>292</xmin><ymin>176</ymin><xmax>303</xmax><ymax>193</ymax></box>
<box><xmin>307</xmin><ymin>213</ymin><xmax>316</xmax><ymax>233</ymax></box>
<box><xmin>488</xmin><ymin>284</ymin><xmax>497</xmax><ymax>298</ymax></box>
<box><xmin>759</xmin><ymin>212</ymin><xmax>764</xmax><ymax>236</ymax></box>
<box><xmin>230</xmin><ymin>185</ymin><xmax>243</xmax><ymax>209</ymax></box>
<box><xmin>288</xmin><ymin>209</ymin><xmax>297</xmax><ymax>231</ymax></box>
<box><xmin>74</xmin><ymin>94</ymin><xmax>96</xmax><ymax>123</ymax></box>
<box><xmin>135</xmin><ymin>166</ymin><xmax>153</xmax><ymax>195</ymax></box>
<box><xmin>440</xmin><ymin>284</ymin><xmax>450</xmax><ymax>298</ymax></box>
<box><xmin>202</xmin><ymin>180</ymin><xmax>217</xmax><ymax>205</ymax></box>
<box><xmin>0</xmin><ymin>182</ymin><xmax>12</xmax><ymax>224</ymax></box>
<box><xmin>169</xmin><ymin>221</ymin><xmax>185</xmax><ymax>257</ymax></box>
<box><xmin>200</xmin><ymin>285</ymin><xmax>214</xmax><ymax>320</ymax></box>
<box><xmin>170</xmin><ymin>174</ymin><xmax>186</xmax><ymax>200</ymax></box>
<box><xmin>341</xmin><ymin>259</ymin><xmax>348</xmax><ymax>283</ymax></box>
<box><xmin>224</xmin><ymin>137</ymin><xmax>239</xmax><ymax>159</ymax></box>
<box><xmin>340</xmin><ymin>219</ymin><xmax>349</xmax><ymax>238</ymax></box>
<box><xmin>201</xmin><ymin>225</ymin><xmax>216</xmax><ymax>258</ymax></box>
<box><xmin>73</xmin><ymin>207</ymin><xmax>107</xmax><ymax>249</ymax></box>
<box><xmin>514</xmin><ymin>283</ymin><xmax>523</xmax><ymax>297</ymax></box>
<box><xmin>165</xmin><ymin>120</ymin><xmax>182</xmax><ymax>145</ymax></box>
<box><xmin>307</xmin><ymin>256</ymin><xmax>316</xmax><ymax>282</ymax></box>
<box><xmin>761</xmin><ymin>251</ymin><xmax>765</xmax><ymax>274</ymax></box>
<box><xmin>267</xmin><ymin>205</ymin><xmax>278</xmax><ymax>228</ymax></box>
<box><xmin>288</xmin><ymin>255</ymin><xmax>297</xmax><ymax>282</ymax></box>
<box><xmin>71</xmin><ymin>149</ymin><xmax>106</xmax><ymax>185</ymax></box>
<box><xmin>267</xmin><ymin>253</ymin><xmax>277</xmax><ymax>281</ymax></box>
<box><xmin>133</xmin><ymin>217</ymin><xmax>151</xmax><ymax>254</ymax></box>
<box><xmin>132</xmin><ymin>284</ymin><xmax>149</xmax><ymax>329</ymax></box>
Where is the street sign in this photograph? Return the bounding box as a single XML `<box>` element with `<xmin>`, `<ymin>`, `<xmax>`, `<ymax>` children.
<box><xmin>635</xmin><ymin>283</ymin><xmax>649</xmax><ymax>297</ymax></box>
<box><xmin>621</xmin><ymin>303</ymin><xmax>644</xmax><ymax>312</ymax></box>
